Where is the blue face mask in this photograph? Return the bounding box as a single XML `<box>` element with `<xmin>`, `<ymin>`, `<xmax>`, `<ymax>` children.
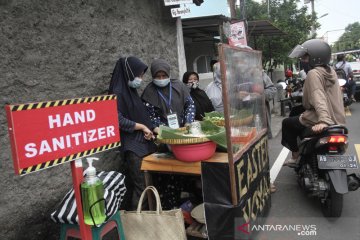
<box><xmin>153</xmin><ymin>78</ymin><xmax>170</xmax><ymax>87</ymax></box>
<box><xmin>128</xmin><ymin>77</ymin><xmax>142</xmax><ymax>89</ymax></box>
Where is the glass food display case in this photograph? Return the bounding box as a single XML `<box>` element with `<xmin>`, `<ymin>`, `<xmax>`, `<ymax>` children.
<box><xmin>141</xmin><ymin>44</ymin><xmax>271</xmax><ymax>240</ymax></box>
<box><xmin>201</xmin><ymin>44</ymin><xmax>270</xmax><ymax>239</ymax></box>
<box><xmin>220</xmin><ymin>44</ymin><xmax>266</xmax><ymax>156</ymax></box>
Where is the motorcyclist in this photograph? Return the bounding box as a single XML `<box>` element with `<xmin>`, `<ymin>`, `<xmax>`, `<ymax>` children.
<box><xmin>285</xmin><ymin>69</ymin><xmax>293</xmax><ymax>84</ymax></box>
<box><xmin>282</xmin><ymin>39</ymin><xmax>346</xmax><ymax>167</ymax></box>
<box><xmin>283</xmin><ymin>69</ymin><xmax>294</xmax><ymax>97</ymax></box>
<box><xmin>335</xmin><ymin>53</ymin><xmax>355</xmax><ymax>102</ymax></box>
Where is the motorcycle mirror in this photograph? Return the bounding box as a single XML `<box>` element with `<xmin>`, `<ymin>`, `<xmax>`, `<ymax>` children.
<box><xmin>338</xmin><ymin>78</ymin><xmax>347</xmax><ymax>87</ymax></box>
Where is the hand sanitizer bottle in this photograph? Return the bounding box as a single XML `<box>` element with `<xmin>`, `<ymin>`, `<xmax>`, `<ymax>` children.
<box><xmin>81</xmin><ymin>157</ymin><xmax>106</xmax><ymax>226</ymax></box>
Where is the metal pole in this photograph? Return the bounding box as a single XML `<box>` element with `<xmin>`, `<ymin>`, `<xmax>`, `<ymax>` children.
<box><xmin>239</xmin><ymin>0</ymin><xmax>246</xmax><ymax>19</ymax></box>
<box><xmin>228</xmin><ymin>0</ymin><xmax>236</xmax><ymax>18</ymax></box>
<box><xmin>311</xmin><ymin>0</ymin><xmax>315</xmax><ymax>36</ymax></box>
<box><xmin>176</xmin><ymin>17</ymin><xmax>187</xmax><ymax>80</ymax></box>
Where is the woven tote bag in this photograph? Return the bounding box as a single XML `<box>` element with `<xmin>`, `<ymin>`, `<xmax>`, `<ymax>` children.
<box><xmin>120</xmin><ymin>186</ymin><xmax>186</xmax><ymax>240</ymax></box>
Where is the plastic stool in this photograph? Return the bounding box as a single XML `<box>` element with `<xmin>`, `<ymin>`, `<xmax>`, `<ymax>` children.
<box><xmin>59</xmin><ymin>211</ymin><xmax>125</xmax><ymax>240</ymax></box>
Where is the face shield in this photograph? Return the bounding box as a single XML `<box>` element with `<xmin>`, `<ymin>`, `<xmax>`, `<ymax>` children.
<box><xmin>288</xmin><ymin>44</ymin><xmax>308</xmax><ymax>59</ymax></box>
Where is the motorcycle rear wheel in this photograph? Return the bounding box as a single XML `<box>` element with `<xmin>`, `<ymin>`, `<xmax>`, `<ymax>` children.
<box><xmin>320</xmin><ymin>180</ymin><xmax>343</xmax><ymax>218</ymax></box>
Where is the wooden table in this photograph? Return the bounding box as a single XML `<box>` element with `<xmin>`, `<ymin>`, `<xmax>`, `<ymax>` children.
<box><xmin>141</xmin><ymin>152</ymin><xmax>228</xmax><ymax>209</ymax></box>
<box><xmin>141</xmin><ymin>152</ymin><xmax>228</xmax><ymax>174</ymax></box>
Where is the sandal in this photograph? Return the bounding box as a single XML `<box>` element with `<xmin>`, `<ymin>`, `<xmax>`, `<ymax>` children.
<box><xmin>186</xmin><ymin>222</ymin><xmax>207</xmax><ymax>238</ymax></box>
<box><xmin>283</xmin><ymin>156</ymin><xmax>299</xmax><ymax>168</ymax></box>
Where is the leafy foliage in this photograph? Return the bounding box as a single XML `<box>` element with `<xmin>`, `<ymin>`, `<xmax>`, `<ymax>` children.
<box><xmin>237</xmin><ymin>0</ymin><xmax>313</xmax><ymax>69</ymax></box>
<box><xmin>332</xmin><ymin>22</ymin><xmax>360</xmax><ymax>56</ymax></box>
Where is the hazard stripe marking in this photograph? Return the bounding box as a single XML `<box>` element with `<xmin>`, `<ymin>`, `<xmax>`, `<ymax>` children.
<box><xmin>36</xmin><ymin>102</ymin><xmax>44</xmax><ymax>109</ymax></box>
<box><xmin>9</xmin><ymin>95</ymin><xmax>117</xmax><ymax>112</ymax></box>
<box><xmin>61</xmin><ymin>157</ymin><xmax>67</xmax><ymax>164</ymax></box>
<box><xmin>18</xmin><ymin>141</ymin><xmax>120</xmax><ymax>175</ymax></box>
<box><xmin>18</xmin><ymin>104</ymin><xmax>25</xmax><ymax>111</ymax></box>
<box><xmin>45</xmin><ymin>101</ymin><xmax>52</xmax><ymax>108</ymax></box>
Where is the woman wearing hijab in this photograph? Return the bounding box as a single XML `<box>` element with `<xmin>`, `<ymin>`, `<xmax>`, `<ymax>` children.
<box><xmin>108</xmin><ymin>56</ymin><xmax>157</xmax><ymax>210</ymax></box>
<box><xmin>182</xmin><ymin>71</ymin><xmax>214</xmax><ymax>120</ymax></box>
<box><xmin>142</xmin><ymin>59</ymin><xmax>195</xmax><ymax>131</ymax></box>
<box><xmin>205</xmin><ymin>62</ymin><xmax>224</xmax><ymax>113</ymax></box>
<box><xmin>141</xmin><ymin>59</ymin><xmax>196</xmax><ymax>209</ymax></box>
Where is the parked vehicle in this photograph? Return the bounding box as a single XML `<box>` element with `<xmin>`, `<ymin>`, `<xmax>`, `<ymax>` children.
<box><xmin>349</xmin><ymin>61</ymin><xmax>360</xmax><ymax>80</ymax></box>
<box><xmin>289</xmin><ymin>123</ymin><xmax>360</xmax><ymax>217</ymax></box>
<box><xmin>349</xmin><ymin>61</ymin><xmax>360</xmax><ymax>99</ymax></box>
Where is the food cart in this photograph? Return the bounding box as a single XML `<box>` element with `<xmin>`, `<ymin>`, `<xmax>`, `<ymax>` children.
<box><xmin>141</xmin><ymin>44</ymin><xmax>270</xmax><ymax>240</ymax></box>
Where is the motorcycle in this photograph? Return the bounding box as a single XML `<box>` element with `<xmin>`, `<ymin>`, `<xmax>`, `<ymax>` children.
<box><xmin>292</xmin><ymin>124</ymin><xmax>360</xmax><ymax>217</ymax></box>
<box><xmin>277</xmin><ymin>78</ymin><xmax>305</xmax><ymax>116</ymax></box>
<box><xmin>277</xmin><ymin>77</ymin><xmax>304</xmax><ymax>98</ymax></box>
<box><xmin>285</xmin><ymin>77</ymin><xmax>360</xmax><ymax>217</ymax></box>
<box><xmin>288</xmin><ymin>78</ymin><xmax>304</xmax><ymax>106</ymax></box>
<box><xmin>338</xmin><ymin>78</ymin><xmax>353</xmax><ymax>107</ymax></box>
<box><xmin>287</xmin><ymin>78</ymin><xmax>348</xmax><ymax>115</ymax></box>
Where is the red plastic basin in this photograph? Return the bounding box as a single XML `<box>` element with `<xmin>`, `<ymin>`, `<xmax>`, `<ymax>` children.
<box><xmin>170</xmin><ymin>141</ymin><xmax>217</xmax><ymax>162</ymax></box>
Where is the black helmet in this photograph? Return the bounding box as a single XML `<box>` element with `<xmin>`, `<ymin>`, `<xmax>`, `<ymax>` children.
<box><xmin>288</xmin><ymin>39</ymin><xmax>331</xmax><ymax>67</ymax></box>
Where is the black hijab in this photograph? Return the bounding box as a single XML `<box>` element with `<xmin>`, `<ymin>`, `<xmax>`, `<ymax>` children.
<box><xmin>182</xmin><ymin>71</ymin><xmax>214</xmax><ymax>120</ymax></box>
<box><xmin>108</xmin><ymin>56</ymin><xmax>153</xmax><ymax>129</ymax></box>
<box><xmin>182</xmin><ymin>71</ymin><xmax>199</xmax><ymax>84</ymax></box>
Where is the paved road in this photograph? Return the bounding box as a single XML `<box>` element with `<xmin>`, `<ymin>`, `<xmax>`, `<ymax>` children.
<box><xmin>262</xmin><ymin>103</ymin><xmax>360</xmax><ymax>240</ymax></box>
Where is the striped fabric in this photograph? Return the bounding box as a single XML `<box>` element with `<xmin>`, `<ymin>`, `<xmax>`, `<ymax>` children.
<box><xmin>51</xmin><ymin>171</ymin><xmax>126</xmax><ymax>224</ymax></box>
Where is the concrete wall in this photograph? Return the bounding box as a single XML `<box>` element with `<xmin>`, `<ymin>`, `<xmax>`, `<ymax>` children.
<box><xmin>0</xmin><ymin>0</ymin><xmax>178</xmax><ymax>239</ymax></box>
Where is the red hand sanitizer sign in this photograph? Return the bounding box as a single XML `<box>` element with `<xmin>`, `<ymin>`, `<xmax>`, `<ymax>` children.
<box><xmin>5</xmin><ymin>95</ymin><xmax>120</xmax><ymax>175</ymax></box>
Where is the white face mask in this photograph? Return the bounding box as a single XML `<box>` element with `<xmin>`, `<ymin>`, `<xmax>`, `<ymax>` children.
<box><xmin>128</xmin><ymin>77</ymin><xmax>142</xmax><ymax>88</ymax></box>
<box><xmin>153</xmin><ymin>78</ymin><xmax>170</xmax><ymax>87</ymax></box>
<box><xmin>187</xmin><ymin>81</ymin><xmax>199</xmax><ymax>89</ymax></box>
